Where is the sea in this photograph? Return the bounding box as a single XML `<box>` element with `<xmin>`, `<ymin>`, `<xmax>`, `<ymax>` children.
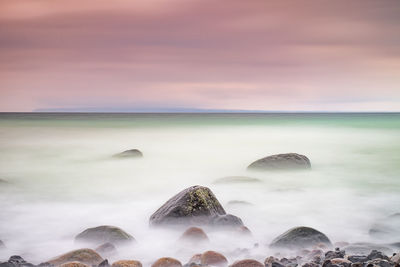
<box><xmin>0</xmin><ymin>113</ymin><xmax>399</xmax><ymax>264</ymax></box>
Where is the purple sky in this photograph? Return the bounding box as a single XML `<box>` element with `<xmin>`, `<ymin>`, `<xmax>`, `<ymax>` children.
<box><xmin>1</xmin><ymin>0</ymin><xmax>400</xmax><ymax>112</ymax></box>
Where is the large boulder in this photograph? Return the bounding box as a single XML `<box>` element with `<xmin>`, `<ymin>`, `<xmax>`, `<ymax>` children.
<box><xmin>200</xmin><ymin>251</ymin><xmax>228</xmax><ymax>266</ymax></box>
<box><xmin>113</xmin><ymin>149</ymin><xmax>143</xmax><ymax>158</ymax></box>
<box><xmin>149</xmin><ymin>185</ymin><xmax>243</xmax><ymax>227</ymax></box>
<box><xmin>75</xmin><ymin>225</ymin><xmax>135</xmax><ymax>245</ymax></box>
<box><xmin>47</xmin><ymin>248</ymin><xmax>104</xmax><ymax>266</ymax></box>
<box><xmin>230</xmin><ymin>259</ymin><xmax>264</xmax><ymax>267</ymax></box>
<box><xmin>111</xmin><ymin>260</ymin><xmax>142</xmax><ymax>267</ymax></box>
<box><xmin>151</xmin><ymin>258</ymin><xmax>182</xmax><ymax>267</ymax></box>
<box><xmin>248</xmin><ymin>153</ymin><xmax>311</xmax><ymax>171</ymax></box>
<box><xmin>270</xmin><ymin>226</ymin><xmax>332</xmax><ymax>249</ymax></box>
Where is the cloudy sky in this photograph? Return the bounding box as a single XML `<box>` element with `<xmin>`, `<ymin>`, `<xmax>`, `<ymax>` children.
<box><xmin>1</xmin><ymin>0</ymin><xmax>400</xmax><ymax>112</ymax></box>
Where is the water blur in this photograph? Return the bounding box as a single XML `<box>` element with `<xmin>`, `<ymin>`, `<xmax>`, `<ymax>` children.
<box><xmin>0</xmin><ymin>113</ymin><xmax>399</xmax><ymax>265</ymax></box>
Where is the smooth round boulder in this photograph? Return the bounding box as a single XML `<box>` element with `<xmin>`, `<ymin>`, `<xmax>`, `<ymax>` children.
<box><xmin>248</xmin><ymin>153</ymin><xmax>311</xmax><ymax>170</ymax></box>
<box><xmin>60</xmin><ymin>262</ymin><xmax>90</xmax><ymax>267</ymax></box>
<box><xmin>112</xmin><ymin>260</ymin><xmax>142</xmax><ymax>267</ymax></box>
<box><xmin>201</xmin><ymin>251</ymin><xmax>228</xmax><ymax>266</ymax></box>
<box><xmin>149</xmin><ymin>185</ymin><xmax>226</xmax><ymax>226</ymax></box>
<box><xmin>179</xmin><ymin>227</ymin><xmax>209</xmax><ymax>242</ymax></box>
<box><xmin>75</xmin><ymin>225</ymin><xmax>135</xmax><ymax>245</ymax></box>
<box><xmin>48</xmin><ymin>248</ymin><xmax>104</xmax><ymax>266</ymax></box>
<box><xmin>113</xmin><ymin>149</ymin><xmax>143</xmax><ymax>158</ymax></box>
<box><xmin>210</xmin><ymin>214</ymin><xmax>243</xmax><ymax>228</ymax></box>
<box><xmin>95</xmin><ymin>243</ymin><xmax>117</xmax><ymax>257</ymax></box>
<box><xmin>229</xmin><ymin>259</ymin><xmax>264</xmax><ymax>267</ymax></box>
<box><xmin>270</xmin><ymin>226</ymin><xmax>332</xmax><ymax>249</ymax></box>
<box><xmin>151</xmin><ymin>257</ymin><xmax>182</xmax><ymax>267</ymax></box>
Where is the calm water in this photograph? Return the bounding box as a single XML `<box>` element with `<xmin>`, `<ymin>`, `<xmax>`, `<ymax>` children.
<box><xmin>0</xmin><ymin>113</ymin><xmax>399</xmax><ymax>264</ymax></box>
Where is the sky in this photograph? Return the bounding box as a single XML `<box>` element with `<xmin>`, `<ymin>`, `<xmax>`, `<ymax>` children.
<box><xmin>0</xmin><ymin>0</ymin><xmax>400</xmax><ymax>112</ymax></box>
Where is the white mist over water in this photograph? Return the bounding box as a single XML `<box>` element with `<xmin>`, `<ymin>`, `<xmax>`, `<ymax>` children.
<box><xmin>0</xmin><ymin>114</ymin><xmax>400</xmax><ymax>265</ymax></box>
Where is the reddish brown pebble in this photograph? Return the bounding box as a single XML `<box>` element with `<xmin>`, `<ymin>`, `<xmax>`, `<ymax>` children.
<box><xmin>112</xmin><ymin>260</ymin><xmax>142</xmax><ymax>267</ymax></box>
<box><xmin>230</xmin><ymin>259</ymin><xmax>264</xmax><ymax>267</ymax></box>
<box><xmin>201</xmin><ymin>251</ymin><xmax>228</xmax><ymax>266</ymax></box>
<box><xmin>151</xmin><ymin>257</ymin><xmax>182</xmax><ymax>267</ymax></box>
<box><xmin>180</xmin><ymin>227</ymin><xmax>209</xmax><ymax>242</ymax></box>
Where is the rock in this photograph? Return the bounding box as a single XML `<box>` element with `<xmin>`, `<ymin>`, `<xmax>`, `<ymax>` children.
<box><xmin>369</xmin><ymin>213</ymin><xmax>400</xmax><ymax>240</ymax></box>
<box><xmin>75</xmin><ymin>225</ymin><xmax>135</xmax><ymax>245</ymax></box>
<box><xmin>270</xmin><ymin>226</ymin><xmax>332</xmax><ymax>249</ymax></box>
<box><xmin>367</xmin><ymin>250</ymin><xmax>390</xmax><ymax>261</ymax></box>
<box><xmin>187</xmin><ymin>254</ymin><xmax>202</xmax><ymax>265</ymax></box>
<box><xmin>264</xmin><ymin>256</ymin><xmax>282</xmax><ymax>267</ymax></box>
<box><xmin>210</xmin><ymin>214</ymin><xmax>243</xmax><ymax>228</ymax></box>
<box><xmin>302</xmin><ymin>263</ymin><xmax>320</xmax><ymax>267</ymax></box>
<box><xmin>113</xmin><ymin>149</ymin><xmax>143</xmax><ymax>158</ymax></box>
<box><xmin>0</xmin><ymin>240</ymin><xmax>4</xmax><ymax>248</ymax></box>
<box><xmin>347</xmin><ymin>256</ymin><xmax>368</xmax><ymax>263</ymax></box>
<box><xmin>95</xmin><ymin>243</ymin><xmax>117</xmax><ymax>257</ymax></box>
<box><xmin>213</xmin><ymin>176</ymin><xmax>261</xmax><ymax>184</ymax></box>
<box><xmin>4</xmin><ymin>256</ymin><xmax>35</xmax><ymax>267</ymax></box>
<box><xmin>151</xmin><ymin>258</ymin><xmax>182</xmax><ymax>267</ymax></box>
<box><xmin>330</xmin><ymin>259</ymin><xmax>352</xmax><ymax>267</ymax></box>
<box><xmin>229</xmin><ymin>259</ymin><xmax>264</xmax><ymax>267</ymax></box>
<box><xmin>59</xmin><ymin>262</ymin><xmax>90</xmax><ymax>267</ymax></box>
<box><xmin>179</xmin><ymin>227</ymin><xmax>209</xmax><ymax>242</ymax></box>
<box><xmin>47</xmin><ymin>248</ymin><xmax>104</xmax><ymax>266</ymax></box>
<box><xmin>325</xmin><ymin>248</ymin><xmax>345</xmax><ymax>260</ymax></box>
<box><xmin>111</xmin><ymin>260</ymin><xmax>142</xmax><ymax>267</ymax></box>
<box><xmin>201</xmin><ymin>251</ymin><xmax>228</xmax><ymax>266</ymax></box>
<box><xmin>343</xmin><ymin>243</ymin><xmax>392</xmax><ymax>255</ymax></box>
<box><xmin>248</xmin><ymin>153</ymin><xmax>311</xmax><ymax>171</ymax></box>
<box><xmin>390</xmin><ymin>253</ymin><xmax>399</xmax><ymax>264</ymax></box>
<box><xmin>364</xmin><ymin>259</ymin><xmax>393</xmax><ymax>267</ymax></box>
<box><xmin>149</xmin><ymin>185</ymin><xmax>242</xmax><ymax>227</ymax></box>
<box><xmin>99</xmin><ymin>260</ymin><xmax>110</xmax><ymax>267</ymax></box>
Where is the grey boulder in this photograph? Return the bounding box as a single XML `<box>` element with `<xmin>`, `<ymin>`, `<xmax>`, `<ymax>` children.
<box><xmin>248</xmin><ymin>153</ymin><xmax>311</xmax><ymax>170</ymax></box>
<box><xmin>75</xmin><ymin>225</ymin><xmax>135</xmax><ymax>245</ymax></box>
<box><xmin>270</xmin><ymin>226</ymin><xmax>332</xmax><ymax>249</ymax></box>
<box><xmin>113</xmin><ymin>149</ymin><xmax>143</xmax><ymax>158</ymax></box>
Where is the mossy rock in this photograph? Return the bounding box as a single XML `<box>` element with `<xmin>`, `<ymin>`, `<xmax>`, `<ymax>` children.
<box><xmin>149</xmin><ymin>185</ymin><xmax>226</xmax><ymax>226</ymax></box>
<box><xmin>75</xmin><ymin>225</ymin><xmax>135</xmax><ymax>245</ymax></box>
<box><xmin>248</xmin><ymin>153</ymin><xmax>311</xmax><ymax>171</ymax></box>
<box><xmin>47</xmin><ymin>248</ymin><xmax>104</xmax><ymax>266</ymax></box>
<box><xmin>270</xmin><ymin>226</ymin><xmax>331</xmax><ymax>249</ymax></box>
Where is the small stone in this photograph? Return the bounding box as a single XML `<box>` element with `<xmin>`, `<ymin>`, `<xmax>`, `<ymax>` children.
<box><xmin>201</xmin><ymin>251</ymin><xmax>228</xmax><ymax>266</ymax></box>
<box><xmin>151</xmin><ymin>258</ymin><xmax>182</xmax><ymax>267</ymax></box>
<box><xmin>47</xmin><ymin>248</ymin><xmax>104</xmax><ymax>266</ymax></box>
<box><xmin>75</xmin><ymin>225</ymin><xmax>135</xmax><ymax>245</ymax></box>
<box><xmin>365</xmin><ymin>259</ymin><xmax>393</xmax><ymax>267</ymax></box>
<box><xmin>347</xmin><ymin>256</ymin><xmax>368</xmax><ymax>263</ymax></box>
<box><xmin>229</xmin><ymin>259</ymin><xmax>264</xmax><ymax>267</ymax></box>
<box><xmin>367</xmin><ymin>250</ymin><xmax>390</xmax><ymax>261</ymax></box>
<box><xmin>99</xmin><ymin>260</ymin><xmax>110</xmax><ymax>267</ymax></box>
<box><xmin>325</xmin><ymin>248</ymin><xmax>345</xmax><ymax>260</ymax></box>
<box><xmin>111</xmin><ymin>260</ymin><xmax>142</xmax><ymax>267</ymax></box>
<box><xmin>270</xmin><ymin>226</ymin><xmax>332</xmax><ymax>249</ymax></box>
<box><xmin>180</xmin><ymin>227</ymin><xmax>209</xmax><ymax>242</ymax></box>
<box><xmin>248</xmin><ymin>153</ymin><xmax>311</xmax><ymax>171</ymax></box>
<box><xmin>187</xmin><ymin>254</ymin><xmax>202</xmax><ymax>265</ymax></box>
<box><xmin>59</xmin><ymin>262</ymin><xmax>90</xmax><ymax>267</ymax></box>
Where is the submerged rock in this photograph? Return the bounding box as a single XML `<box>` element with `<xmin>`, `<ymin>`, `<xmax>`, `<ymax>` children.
<box><xmin>75</xmin><ymin>225</ymin><xmax>135</xmax><ymax>245</ymax></box>
<box><xmin>270</xmin><ymin>226</ymin><xmax>332</xmax><ymax>249</ymax></box>
<box><xmin>1</xmin><ymin>256</ymin><xmax>36</xmax><ymax>267</ymax></box>
<box><xmin>213</xmin><ymin>176</ymin><xmax>261</xmax><ymax>184</ymax></box>
<box><xmin>248</xmin><ymin>153</ymin><xmax>311</xmax><ymax>171</ymax></box>
<box><xmin>149</xmin><ymin>185</ymin><xmax>243</xmax><ymax>227</ymax></box>
<box><xmin>179</xmin><ymin>227</ymin><xmax>209</xmax><ymax>242</ymax></box>
<box><xmin>113</xmin><ymin>149</ymin><xmax>143</xmax><ymax>158</ymax></box>
<box><xmin>230</xmin><ymin>259</ymin><xmax>264</xmax><ymax>267</ymax></box>
<box><xmin>210</xmin><ymin>214</ymin><xmax>243</xmax><ymax>228</ymax></box>
<box><xmin>47</xmin><ymin>248</ymin><xmax>104</xmax><ymax>266</ymax></box>
<box><xmin>201</xmin><ymin>251</ymin><xmax>228</xmax><ymax>266</ymax></box>
<box><xmin>95</xmin><ymin>243</ymin><xmax>117</xmax><ymax>257</ymax></box>
<box><xmin>151</xmin><ymin>258</ymin><xmax>182</xmax><ymax>267</ymax></box>
<box><xmin>111</xmin><ymin>260</ymin><xmax>142</xmax><ymax>267</ymax></box>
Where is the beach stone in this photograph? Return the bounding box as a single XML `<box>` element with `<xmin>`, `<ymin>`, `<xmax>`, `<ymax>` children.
<box><xmin>367</xmin><ymin>250</ymin><xmax>390</xmax><ymax>261</ymax></box>
<box><xmin>150</xmin><ymin>185</ymin><xmax>242</xmax><ymax>227</ymax></box>
<box><xmin>248</xmin><ymin>153</ymin><xmax>311</xmax><ymax>171</ymax></box>
<box><xmin>213</xmin><ymin>176</ymin><xmax>261</xmax><ymax>184</ymax></box>
<box><xmin>264</xmin><ymin>256</ymin><xmax>283</xmax><ymax>267</ymax></box>
<box><xmin>302</xmin><ymin>263</ymin><xmax>320</xmax><ymax>267</ymax></box>
<box><xmin>47</xmin><ymin>248</ymin><xmax>104</xmax><ymax>266</ymax></box>
<box><xmin>201</xmin><ymin>251</ymin><xmax>228</xmax><ymax>266</ymax></box>
<box><xmin>365</xmin><ymin>259</ymin><xmax>393</xmax><ymax>267</ymax></box>
<box><xmin>112</xmin><ymin>260</ymin><xmax>142</xmax><ymax>267</ymax></box>
<box><xmin>210</xmin><ymin>214</ymin><xmax>243</xmax><ymax>228</ymax></box>
<box><xmin>75</xmin><ymin>225</ymin><xmax>135</xmax><ymax>245</ymax></box>
<box><xmin>59</xmin><ymin>262</ymin><xmax>90</xmax><ymax>267</ymax></box>
<box><xmin>390</xmin><ymin>253</ymin><xmax>399</xmax><ymax>264</ymax></box>
<box><xmin>270</xmin><ymin>226</ymin><xmax>332</xmax><ymax>249</ymax></box>
<box><xmin>151</xmin><ymin>258</ymin><xmax>182</xmax><ymax>267</ymax></box>
<box><xmin>95</xmin><ymin>243</ymin><xmax>117</xmax><ymax>257</ymax></box>
<box><xmin>347</xmin><ymin>256</ymin><xmax>368</xmax><ymax>263</ymax></box>
<box><xmin>330</xmin><ymin>258</ymin><xmax>352</xmax><ymax>267</ymax></box>
<box><xmin>113</xmin><ymin>149</ymin><xmax>143</xmax><ymax>158</ymax></box>
<box><xmin>187</xmin><ymin>254</ymin><xmax>202</xmax><ymax>265</ymax></box>
<box><xmin>99</xmin><ymin>260</ymin><xmax>110</xmax><ymax>267</ymax></box>
<box><xmin>325</xmin><ymin>248</ymin><xmax>345</xmax><ymax>260</ymax></box>
<box><xmin>180</xmin><ymin>227</ymin><xmax>209</xmax><ymax>242</ymax></box>
<box><xmin>229</xmin><ymin>259</ymin><xmax>264</xmax><ymax>267</ymax></box>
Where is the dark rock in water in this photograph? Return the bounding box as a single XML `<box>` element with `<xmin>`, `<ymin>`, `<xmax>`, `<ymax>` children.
<box><xmin>111</xmin><ymin>260</ymin><xmax>142</xmax><ymax>267</ymax></box>
<box><xmin>369</xmin><ymin>213</ymin><xmax>400</xmax><ymax>240</ymax></box>
<box><xmin>98</xmin><ymin>260</ymin><xmax>110</xmax><ymax>267</ymax></box>
<box><xmin>113</xmin><ymin>149</ymin><xmax>143</xmax><ymax>158</ymax></box>
<box><xmin>248</xmin><ymin>153</ymin><xmax>311</xmax><ymax>171</ymax></box>
<box><xmin>325</xmin><ymin>248</ymin><xmax>345</xmax><ymax>260</ymax></box>
<box><xmin>151</xmin><ymin>258</ymin><xmax>182</xmax><ymax>267</ymax></box>
<box><xmin>210</xmin><ymin>214</ymin><xmax>243</xmax><ymax>228</ymax></box>
<box><xmin>95</xmin><ymin>242</ymin><xmax>117</xmax><ymax>257</ymax></box>
<box><xmin>149</xmin><ymin>185</ymin><xmax>243</xmax><ymax>227</ymax></box>
<box><xmin>367</xmin><ymin>250</ymin><xmax>390</xmax><ymax>261</ymax></box>
<box><xmin>329</xmin><ymin>259</ymin><xmax>352</xmax><ymax>267</ymax></box>
<box><xmin>343</xmin><ymin>243</ymin><xmax>392</xmax><ymax>255</ymax></box>
<box><xmin>47</xmin><ymin>248</ymin><xmax>104</xmax><ymax>266</ymax></box>
<box><xmin>213</xmin><ymin>176</ymin><xmax>261</xmax><ymax>184</ymax></box>
<box><xmin>0</xmin><ymin>256</ymin><xmax>36</xmax><ymax>267</ymax></box>
<box><xmin>75</xmin><ymin>225</ymin><xmax>135</xmax><ymax>245</ymax></box>
<box><xmin>347</xmin><ymin>256</ymin><xmax>368</xmax><ymax>263</ymax></box>
<box><xmin>270</xmin><ymin>226</ymin><xmax>332</xmax><ymax>249</ymax></box>
<box><xmin>179</xmin><ymin>227</ymin><xmax>209</xmax><ymax>242</ymax></box>
<box><xmin>364</xmin><ymin>259</ymin><xmax>393</xmax><ymax>267</ymax></box>
<box><xmin>230</xmin><ymin>259</ymin><xmax>264</xmax><ymax>267</ymax></box>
